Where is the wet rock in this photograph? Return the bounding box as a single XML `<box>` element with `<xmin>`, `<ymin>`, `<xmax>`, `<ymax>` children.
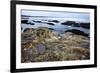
<box><xmin>23</xmin><ymin>28</ymin><xmax>34</xmax><ymax>33</ymax></box>
<box><xmin>61</xmin><ymin>21</ymin><xmax>76</xmax><ymax>25</ymax></box>
<box><xmin>46</xmin><ymin>23</ymin><xmax>55</xmax><ymax>25</ymax></box>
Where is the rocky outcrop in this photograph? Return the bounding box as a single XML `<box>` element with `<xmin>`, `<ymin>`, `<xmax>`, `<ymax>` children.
<box><xmin>21</xmin><ymin>27</ymin><xmax>90</xmax><ymax>63</ymax></box>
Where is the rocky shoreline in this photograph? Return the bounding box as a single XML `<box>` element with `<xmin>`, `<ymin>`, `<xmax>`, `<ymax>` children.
<box><xmin>21</xmin><ymin>27</ymin><xmax>90</xmax><ymax>63</ymax></box>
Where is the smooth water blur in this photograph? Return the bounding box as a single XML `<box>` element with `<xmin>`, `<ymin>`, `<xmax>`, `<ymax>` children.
<box><xmin>21</xmin><ymin>19</ymin><xmax>90</xmax><ymax>37</ymax></box>
<box><xmin>21</xmin><ymin>20</ymin><xmax>70</xmax><ymax>33</ymax></box>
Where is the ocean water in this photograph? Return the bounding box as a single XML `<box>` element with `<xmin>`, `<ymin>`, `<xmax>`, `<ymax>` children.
<box><xmin>21</xmin><ymin>19</ymin><xmax>90</xmax><ymax>36</ymax></box>
<box><xmin>21</xmin><ymin>20</ymin><xmax>69</xmax><ymax>33</ymax></box>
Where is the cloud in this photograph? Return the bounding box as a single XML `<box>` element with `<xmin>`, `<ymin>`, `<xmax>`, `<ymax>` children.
<box><xmin>21</xmin><ymin>10</ymin><xmax>90</xmax><ymax>22</ymax></box>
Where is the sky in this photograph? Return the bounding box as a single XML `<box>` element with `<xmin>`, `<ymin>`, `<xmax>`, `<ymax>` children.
<box><xmin>21</xmin><ymin>10</ymin><xmax>90</xmax><ymax>22</ymax></box>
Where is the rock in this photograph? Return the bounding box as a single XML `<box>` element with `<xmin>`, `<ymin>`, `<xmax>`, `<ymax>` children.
<box><xmin>48</xmin><ymin>20</ymin><xmax>59</xmax><ymax>23</ymax></box>
<box><xmin>23</xmin><ymin>28</ymin><xmax>34</xmax><ymax>33</ymax></box>
<box><xmin>36</xmin><ymin>44</ymin><xmax>46</xmax><ymax>54</ymax></box>
<box><xmin>79</xmin><ymin>42</ymin><xmax>90</xmax><ymax>49</ymax></box>
<box><xmin>52</xmin><ymin>31</ymin><xmax>59</xmax><ymax>36</ymax></box>
<box><xmin>60</xmin><ymin>32</ymin><xmax>73</xmax><ymax>38</ymax></box>
<box><xmin>46</xmin><ymin>23</ymin><xmax>55</xmax><ymax>25</ymax></box>
<box><xmin>61</xmin><ymin>21</ymin><xmax>76</xmax><ymax>25</ymax></box>
<box><xmin>21</xmin><ymin>26</ymin><xmax>90</xmax><ymax>62</ymax></box>
<box><xmin>65</xmin><ymin>32</ymin><xmax>73</xmax><ymax>35</ymax></box>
